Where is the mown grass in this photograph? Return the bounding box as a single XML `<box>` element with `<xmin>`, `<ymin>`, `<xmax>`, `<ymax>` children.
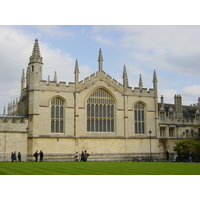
<box><xmin>0</xmin><ymin>162</ymin><xmax>199</xmax><ymax>175</ymax></box>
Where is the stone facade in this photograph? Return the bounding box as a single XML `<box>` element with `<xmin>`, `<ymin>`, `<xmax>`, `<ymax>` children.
<box><xmin>0</xmin><ymin>39</ymin><xmax>200</xmax><ymax>162</ymax></box>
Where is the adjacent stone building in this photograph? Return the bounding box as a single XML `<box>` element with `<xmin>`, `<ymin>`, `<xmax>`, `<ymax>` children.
<box><xmin>0</xmin><ymin>39</ymin><xmax>200</xmax><ymax>161</ymax></box>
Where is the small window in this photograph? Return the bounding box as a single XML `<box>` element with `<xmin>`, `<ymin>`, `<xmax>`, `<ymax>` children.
<box><xmin>160</xmin><ymin>127</ymin><xmax>165</xmax><ymax>137</ymax></box>
<box><xmin>169</xmin><ymin>128</ymin><xmax>174</xmax><ymax>137</ymax></box>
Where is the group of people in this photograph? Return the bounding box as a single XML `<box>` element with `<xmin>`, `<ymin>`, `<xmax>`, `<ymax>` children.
<box><xmin>74</xmin><ymin>150</ymin><xmax>89</xmax><ymax>162</ymax></box>
<box><xmin>33</xmin><ymin>150</ymin><xmax>44</xmax><ymax>162</ymax></box>
<box><xmin>11</xmin><ymin>151</ymin><xmax>21</xmax><ymax>162</ymax></box>
<box><xmin>166</xmin><ymin>151</ymin><xmax>193</xmax><ymax>162</ymax></box>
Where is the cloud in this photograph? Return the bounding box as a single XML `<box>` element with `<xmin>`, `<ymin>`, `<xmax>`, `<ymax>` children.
<box><xmin>92</xmin><ymin>26</ymin><xmax>200</xmax><ymax>76</ymax></box>
<box><xmin>158</xmin><ymin>88</ymin><xmax>177</xmax><ymax>104</ymax></box>
<box><xmin>159</xmin><ymin>86</ymin><xmax>200</xmax><ymax>105</ymax></box>
<box><xmin>93</xmin><ymin>35</ymin><xmax>114</xmax><ymax>46</ymax></box>
<box><xmin>36</xmin><ymin>25</ymin><xmax>74</xmax><ymax>38</ymax></box>
<box><xmin>0</xmin><ymin>26</ymin><xmax>93</xmax><ymax>113</ymax></box>
<box><xmin>181</xmin><ymin>85</ymin><xmax>200</xmax><ymax>97</ymax></box>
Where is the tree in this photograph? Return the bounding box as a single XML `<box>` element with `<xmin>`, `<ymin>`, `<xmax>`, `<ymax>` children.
<box><xmin>174</xmin><ymin>138</ymin><xmax>200</xmax><ymax>162</ymax></box>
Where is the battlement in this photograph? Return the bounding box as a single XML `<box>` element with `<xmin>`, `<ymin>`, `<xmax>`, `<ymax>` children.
<box><xmin>0</xmin><ymin>116</ymin><xmax>28</xmax><ymax>123</ymax></box>
<box><xmin>0</xmin><ymin>116</ymin><xmax>28</xmax><ymax>133</ymax></box>
<box><xmin>130</xmin><ymin>87</ymin><xmax>155</xmax><ymax>96</ymax></box>
<box><xmin>39</xmin><ymin>80</ymin><xmax>75</xmax><ymax>91</ymax></box>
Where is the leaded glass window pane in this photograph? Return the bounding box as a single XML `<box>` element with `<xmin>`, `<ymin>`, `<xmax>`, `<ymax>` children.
<box><xmin>60</xmin><ymin>120</ymin><xmax>63</xmax><ymax>133</ymax></box>
<box><xmin>142</xmin><ymin>122</ymin><xmax>145</xmax><ymax>133</ymax></box>
<box><xmin>95</xmin><ymin>119</ymin><xmax>99</xmax><ymax>132</ymax></box>
<box><xmin>107</xmin><ymin>119</ymin><xmax>110</xmax><ymax>132</ymax></box>
<box><xmin>134</xmin><ymin>110</ymin><xmax>137</xmax><ymax>121</ymax></box>
<box><xmin>99</xmin><ymin>119</ymin><xmax>102</xmax><ymax>132</ymax></box>
<box><xmin>51</xmin><ymin>106</ymin><xmax>54</xmax><ymax>118</ymax></box>
<box><xmin>142</xmin><ymin>110</ymin><xmax>144</xmax><ymax>121</ymax></box>
<box><xmin>91</xmin><ymin>104</ymin><xmax>94</xmax><ymax>117</ymax></box>
<box><xmin>56</xmin><ymin>106</ymin><xmax>59</xmax><ymax>118</ymax></box>
<box><xmin>95</xmin><ymin>104</ymin><xmax>98</xmax><ymax>117</ymax></box>
<box><xmin>87</xmin><ymin>104</ymin><xmax>90</xmax><ymax>117</ymax></box>
<box><xmin>103</xmin><ymin>105</ymin><xmax>106</xmax><ymax>118</ymax></box>
<box><xmin>87</xmin><ymin>119</ymin><xmax>90</xmax><ymax>132</ymax></box>
<box><xmin>91</xmin><ymin>119</ymin><xmax>94</xmax><ymax>131</ymax></box>
<box><xmin>56</xmin><ymin>120</ymin><xmax>59</xmax><ymax>132</ymax></box>
<box><xmin>103</xmin><ymin>119</ymin><xmax>106</xmax><ymax>132</ymax></box>
<box><xmin>107</xmin><ymin>105</ymin><xmax>110</xmax><ymax>118</ymax></box>
<box><xmin>111</xmin><ymin>119</ymin><xmax>114</xmax><ymax>132</ymax></box>
<box><xmin>111</xmin><ymin>105</ymin><xmax>114</xmax><ymax>118</ymax></box>
<box><xmin>99</xmin><ymin>105</ymin><xmax>102</xmax><ymax>117</ymax></box>
<box><xmin>51</xmin><ymin>120</ymin><xmax>54</xmax><ymax>133</ymax></box>
<box><xmin>60</xmin><ymin>107</ymin><xmax>63</xmax><ymax>119</ymax></box>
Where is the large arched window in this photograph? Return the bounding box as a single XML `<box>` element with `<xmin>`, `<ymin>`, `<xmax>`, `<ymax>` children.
<box><xmin>51</xmin><ymin>98</ymin><xmax>64</xmax><ymax>133</ymax></box>
<box><xmin>134</xmin><ymin>103</ymin><xmax>145</xmax><ymax>134</ymax></box>
<box><xmin>87</xmin><ymin>89</ymin><xmax>114</xmax><ymax>132</ymax></box>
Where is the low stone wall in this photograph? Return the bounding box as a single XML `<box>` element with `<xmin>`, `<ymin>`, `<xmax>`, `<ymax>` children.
<box><xmin>26</xmin><ymin>152</ymin><xmax>161</xmax><ymax>162</ymax></box>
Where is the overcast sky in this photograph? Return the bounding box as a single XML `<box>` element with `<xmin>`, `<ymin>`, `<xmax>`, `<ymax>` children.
<box><xmin>0</xmin><ymin>25</ymin><xmax>200</xmax><ymax>114</ymax></box>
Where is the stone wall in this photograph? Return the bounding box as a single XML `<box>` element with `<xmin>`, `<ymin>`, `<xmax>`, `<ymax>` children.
<box><xmin>0</xmin><ymin>117</ymin><xmax>28</xmax><ymax>161</ymax></box>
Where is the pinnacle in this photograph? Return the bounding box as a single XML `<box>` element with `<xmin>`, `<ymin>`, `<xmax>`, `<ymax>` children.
<box><xmin>98</xmin><ymin>48</ymin><xmax>103</xmax><ymax>71</ymax></box>
<box><xmin>29</xmin><ymin>39</ymin><xmax>43</xmax><ymax>64</ymax></box>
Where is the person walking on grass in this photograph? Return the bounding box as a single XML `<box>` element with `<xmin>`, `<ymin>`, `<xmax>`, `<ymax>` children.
<box><xmin>18</xmin><ymin>152</ymin><xmax>21</xmax><ymax>162</ymax></box>
<box><xmin>80</xmin><ymin>151</ymin><xmax>84</xmax><ymax>162</ymax></box>
<box><xmin>33</xmin><ymin>150</ymin><xmax>39</xmax><ymax>162</ymax></box>
<box><xmin>11</xmin><ymin>151</ymin><xmax>17</xmax><ymax>162</ymax></box>
<box><xmin>188</xmin><ymin>152</ymin><xmax>193</xmax><ymax>163</ymax></box>
<box><xmin>166</xmin><ymin>151</ymin><xmax>169</xmax><ymax>161</ymax></box>
<box><xmin>11</xmin><ymin>152</ymin><xmax>14</xmax><ymax>162</ymax></box>
<box><xmin>74</xmin><ymin>152</ymin><xmax>79</xmax><ymax>162</ymax></box>
<box><xmin>39</xmin><ymin>150</ymin><xmax>44</xmax><ymax>162</ymax></box>
<box><xmin>84</xmin><ymin>150</ymin><xmax>89</xmax><ymax>162</ymax></box>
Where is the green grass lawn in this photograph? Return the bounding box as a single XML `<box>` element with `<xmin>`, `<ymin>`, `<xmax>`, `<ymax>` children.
<box><xmin>0</xmin><ymin>161</ymin><xmax>200</xmax><ymax>175</ymax></box>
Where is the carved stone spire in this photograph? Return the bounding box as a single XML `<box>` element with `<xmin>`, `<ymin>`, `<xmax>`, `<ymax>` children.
<box><xmin>153</xmin><ymin>70</ymin><xmax>158</xmax><ymax>97</ymax></box>
<box><xmin>54</xmin><ymin>71</ymin><xmax>57</xmax><ymax>83</ymax></box>
<box><xmin>74</xmin><ymin>59</ymin><xmax>79</xmax><ymax>84</ymax></box>
<box><xmin>139</xmin><ymin>74</ymin><xmax>143</xmax><ymax>91</ymax></box>
<box><xmin>98</xmin><ymin>48</ymin><xmax>103</xmax><ymax>71</ymax></box>
<box><xmin>123</xmin><ymin>65</ymin><xmax>129</xmax><ymax>89</ymax></box>
<box><xmin>21</xmin><ymin>69</ymin><xmax>25</xmax><ymax>92</ymax></box>
<box><xmin>29</xmin><ymin>39</ymin><xmax>43</xmax><ymax>64</ymax></box>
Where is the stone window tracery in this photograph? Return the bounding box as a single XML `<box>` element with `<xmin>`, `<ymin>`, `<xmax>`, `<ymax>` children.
<box><xmin>87</xmin><ymin>89</ymin><xmax>114</xmax><ymax>132</ymax></box>
<box><xmin>134</xmin><ymin>103</ymin><xmax>145</xmax><ymax>134</ymax></box>
<box><xmin>51</xmin><ymin>98</ymin><xmax>64</xmax><ymax>133</ymax></box>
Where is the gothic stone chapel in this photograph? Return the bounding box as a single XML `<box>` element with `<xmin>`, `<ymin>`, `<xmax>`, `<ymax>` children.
<box><xmin>0</xmin><ymin>39</ymin><xmax>200</xmax><ymax>161</ymax></box>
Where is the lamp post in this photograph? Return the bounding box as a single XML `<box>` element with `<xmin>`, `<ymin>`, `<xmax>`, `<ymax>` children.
<box><xmin>149</xmin><ymin>130</ymin><xmax>152</xmax><ymax>162</ymax></box>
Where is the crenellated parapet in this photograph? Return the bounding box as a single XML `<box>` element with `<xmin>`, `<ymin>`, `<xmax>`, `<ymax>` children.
<box><xmin>0</xmin><ymin>116</ymin><xmax>28</xmax><ymax>132</ymax></box>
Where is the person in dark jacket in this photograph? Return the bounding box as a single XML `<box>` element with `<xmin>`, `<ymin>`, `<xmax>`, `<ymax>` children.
<box><xmin>80</xmin><ymin>151</ymin><xmax>84</xmax><ymax>162</ymax></box>
<box><xmin>39</xmin><ymin>150</ymin><xmax>44</xmax><ymax>162</ymax></box>
<box><xmin>18</xmin><ymin>152</ymin><xmax>21</xmax><ymax>162</ymax></box>
<box><xmin>11</xmin><ymin>152</ymin><xmax>14</xmax><ymax>162</ymax></box>
<box><xmin>166</xmin><ymin>151</ymin><xmax>169</xmax><ymax>161</ymax></box>
<box><xmin>33</xmin><ymin>150</ymin><xmax>39</xmax><ymax>162</ymax></box>
<box><xmin>13</xmin><ymin>151</ymin><xmax>17</xmax><ymax>162</ymax></box>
